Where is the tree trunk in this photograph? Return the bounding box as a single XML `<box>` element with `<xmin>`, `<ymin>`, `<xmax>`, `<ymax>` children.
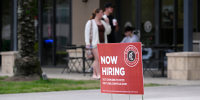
<box><xmin>14</xmin><ymin>0</ymin><xmax>42</xmax><ymax>77</ymax></box>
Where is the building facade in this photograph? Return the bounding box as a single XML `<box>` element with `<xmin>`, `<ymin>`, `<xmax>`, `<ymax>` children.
<box><xmin>0</xmin><ymin>0</ymin><xmax>200</xmax><ymax>67</ymax></box>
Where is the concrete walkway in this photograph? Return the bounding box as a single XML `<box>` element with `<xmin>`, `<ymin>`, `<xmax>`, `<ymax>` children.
<box><xmin>41</xmin><ymin>68</ymin><xmax>200</xmax><ymax>86</ymax></box>
<box><xmin>1</xmin><ymin>67</ymin><xmax>200</xmax><ymax>86</ymax></box>
<box><xmin>0</xmin><ymin>86</ymin><xmax>200</xmax><ymax>100</ymax></box>
<box><xmin>1</xmin><ymin>67</ymin><xmax>200</xmax><ymax>100</ymax></box>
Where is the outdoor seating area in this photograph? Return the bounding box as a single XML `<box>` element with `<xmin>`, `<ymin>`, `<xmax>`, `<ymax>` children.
<box><xmin>60</xmin><ymin>44</ymin><xmax>178</xmax><ymax>77</ymax></box>
<box><xmin>61</xmin><ymin>45</ymin><xmax>93</xmax><ymax>75</ymax></box>
<box><xmin>142</xmin><ymin>45</ymin><xmax>177</xmax><ymax>77</ymax></box>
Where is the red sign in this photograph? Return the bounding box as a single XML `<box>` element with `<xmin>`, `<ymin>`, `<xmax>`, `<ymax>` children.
<box><xmin>97</xmin><ymin>43</ymin><xmax>144</xmax><ymax>94</ymax></box>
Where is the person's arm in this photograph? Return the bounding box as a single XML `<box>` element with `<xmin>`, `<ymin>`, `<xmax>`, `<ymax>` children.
<box><xmin>103</xmin><ymin>15</ymin><xmax>110</xmax><ymax>24</ymax></box>
<box><xmin>85</xmin><ymin>20</ymin><xmax>91</xmax><ymax>46</ymax></box>
<box><xmin>121</xmin><ymin>37</ymin><xmax>127</xmax><ymax>43</ymax></box>
<box><xmin>102</xmin><ymin>21</ymin><xmax>111</xmax><ymax>35</ymax></box>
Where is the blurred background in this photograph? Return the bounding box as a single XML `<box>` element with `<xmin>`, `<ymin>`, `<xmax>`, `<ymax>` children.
<box><xmin>0</xmin><ymin>0</ymin><xmax>199</xmax><ymax>68</ymax></box>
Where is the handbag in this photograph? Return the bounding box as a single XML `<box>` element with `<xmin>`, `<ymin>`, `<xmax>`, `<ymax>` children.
<box><xmin>86</xmin><ymin>48</ymin><xmax>93</xmax><ymax>59</ymax></box>
<box><xmin>86</xmin><ymin>20</ymin><xmax>94</xmax><ymax>59</ymax></box>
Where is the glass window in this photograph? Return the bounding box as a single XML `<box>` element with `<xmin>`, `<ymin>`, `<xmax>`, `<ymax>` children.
<box><xmin>42</xmin><ymin>0</ymin><xmax>71</xmax><ymax>65</ymax></box>
<box><xmin>42</xmin><ymin>0</ymin><xmax>54</xmax><ymax>65</ymax></box>
<box><xmin>56</xmin><ymin>0</ymin><xmax>71</xmax><ymax>65</ymax></box>
<box><xmin>1</xmin><ymin>0</ymin><xmax>11</xmax><ymax>51</ymax></box>
<box><xmin>120</xmin><ymin>0</ymin><xmax>136</xmax><ymax>30</ymax></box>
<box><xmin>141</xmin><ymin>0</ymin><xmax>155</xmax><ymax>45</ymax></box>
<box><xmin>161</xmin><ymin>0</ymin><xmax>174</xmax><ymax>45</ymax></box>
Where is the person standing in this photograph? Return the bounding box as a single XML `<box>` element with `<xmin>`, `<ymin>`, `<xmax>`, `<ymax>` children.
<box><xmin>85</xmin><ymin>8</ymin><xmax>111</xmax><ymax>79</ymax></box>
<box><xmin>103</xmin><ymin>2</ymin><xmax>119</xmax><ymax>43</ymax></box>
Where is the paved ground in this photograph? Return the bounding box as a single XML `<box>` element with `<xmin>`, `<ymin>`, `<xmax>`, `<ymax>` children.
<box><xmin>1</xmin><ymin>67</ymin><xmax>200</xmax><ymax>86</ymax></box>
<box><xmin>1</xmin><ymin>68</ymin><xmax>200</xmax><ymax>100</ymax></box>
<box><xmin>0</xmin><ymin>85</ymin><xmax>200</xmax><ymax>100</ymax></box>
<box><xmin>41</xmin><ymin>68</ymin><xmax>200</xmax><ymax>86</ymax></box>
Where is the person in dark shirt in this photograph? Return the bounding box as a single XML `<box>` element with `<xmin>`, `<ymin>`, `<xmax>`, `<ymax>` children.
<box><xmin>103</xmin><ymin>2</ymin><xmax>119</xmax><ymax>43</ymax></box>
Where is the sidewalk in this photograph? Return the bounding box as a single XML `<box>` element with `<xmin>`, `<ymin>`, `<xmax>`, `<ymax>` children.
<box><xmin>0</xmin><ymin>86</ymin><xmax>200</xmax><ymax>100</ymax></box>
<box><xmin>42</xmin><ymin>68</ymin><xmax>200</xmax><ymax>86</ymax></box>
<box><xmin>1</xmin><ymin>67</ymin><xmax>200</xmax><ymax>100</ymax></box>
<box><xmin>1</xmin><ymin>67</ymin><xmax>200</xmax><ymax>86</ymax></box>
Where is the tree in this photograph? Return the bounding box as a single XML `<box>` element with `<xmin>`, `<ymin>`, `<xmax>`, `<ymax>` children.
<box><xmin>14</xmin><ymin>0</ymin><xmax>42</xmax><ymax>78</ymax></box>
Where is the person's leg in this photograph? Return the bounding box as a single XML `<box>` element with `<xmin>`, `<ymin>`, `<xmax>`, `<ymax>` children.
<box><xmin>92</xmin><ymin>48</ymin><xmax>100</xmax><ymax>78</ymax></box>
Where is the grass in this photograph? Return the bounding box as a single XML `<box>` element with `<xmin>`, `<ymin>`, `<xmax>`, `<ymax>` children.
<box><xmin>0</xmin><ymin>76</ymin><xmax>160</xmax><ymax>94</ymax></box>
<box><xmin>0</xmin><ymin>76</ymin><xmax>100</xmax><ymax>94</ymax></box>
<box><xmin>144</xmin><ymin>83</ymin><xmax>161</xmax><ymax>87</ymax></box>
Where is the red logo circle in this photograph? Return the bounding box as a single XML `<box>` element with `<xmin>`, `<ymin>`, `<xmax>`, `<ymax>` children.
<box><xmin>124</xmin><ymin>45</ymin><xmax>139</xmax><ymax>67</ymax></box>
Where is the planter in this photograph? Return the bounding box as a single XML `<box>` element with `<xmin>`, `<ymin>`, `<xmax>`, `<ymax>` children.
<box><xmin>167</xmin><ymin>52</ymin><xmax>200</xmax><ymax>80</ymax></box>
<box><xmin>0</xmin><ymin>51</ymin><xmax>18</xmax><ymax>76</ymax></box>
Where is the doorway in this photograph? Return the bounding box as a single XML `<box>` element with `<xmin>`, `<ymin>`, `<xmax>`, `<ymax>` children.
<box><xmin>40</xmin><ymin>0</ymin><xmax>71</xmax><ymax>66</ymax></box>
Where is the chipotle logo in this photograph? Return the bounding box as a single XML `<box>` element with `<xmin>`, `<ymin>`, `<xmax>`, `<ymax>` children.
<box><xmin>124</xmin><ymin>45</ymin><xmax>139</xmax><ymax>67</ymax></box>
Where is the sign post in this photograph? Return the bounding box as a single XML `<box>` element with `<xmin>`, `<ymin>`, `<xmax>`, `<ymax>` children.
<box><xmin>98</xmin><ymin>43</ymin><xmax>144</xmax><ymax>96</ymax></box>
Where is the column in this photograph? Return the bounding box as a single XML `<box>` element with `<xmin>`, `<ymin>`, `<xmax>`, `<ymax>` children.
<box><xmin>0</xmin><ymin>0</ymin><xmax>2</xmax><ymax>51</ymax></box>
<box><xmin>52</xmin><ymin>0</ymin><xmax>57</xmax><ymax>65</ymax></box>
<box><xmin>183</xmin><ymin>0</ymin><xmax>193</xmax><ymax>51</ymax></box>
<box><xmin>38</xmin><ymin>0</ymin><xmax>43</xmax><ymax>65</ymax></box>
<box><xmin>197</xmin><ymin>0</ymin><xmax>200</xmax><ymax>32</ymax></box>
<box><xmin>173</xmin><ymin>0</ymin><xmax>178</xmax><ymax>51</ymax></box>
<box><xmin>135</xmin><ymin>0</ymin><xmax>141</xmax><ymax>31</ymax></box>
<box><xmin>155</xmin><ymin>0</ymin><xmax>161</xmax><ymax>45</ymax></box>
<box><xmin>12</xmin><ymin>0</ymin><xmax>18</xmax><ymax>51</ymax></box>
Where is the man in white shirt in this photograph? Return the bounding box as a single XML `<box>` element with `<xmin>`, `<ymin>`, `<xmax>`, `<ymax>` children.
<box><xmin>121</xmin><ymin>26</ymin><xmax>139</xmax><ymax>43</ymax></box>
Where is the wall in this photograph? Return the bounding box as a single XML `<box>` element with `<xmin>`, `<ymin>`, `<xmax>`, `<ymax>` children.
<box><xmin>72</xmin><ymin>0</ymin><xmax>100</xmax><ymax>45</ymax></box>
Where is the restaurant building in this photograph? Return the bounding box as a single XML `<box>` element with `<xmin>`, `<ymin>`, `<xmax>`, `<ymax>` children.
<box><xmin>0</xmin><ymin>0</ymin><xmax>199</xmax><ymax>66</ymax></box>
